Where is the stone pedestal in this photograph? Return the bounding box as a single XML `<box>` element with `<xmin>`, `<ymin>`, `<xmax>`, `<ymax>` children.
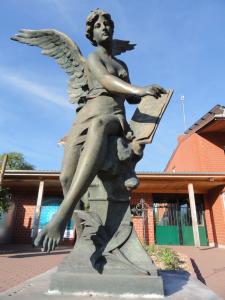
<box><xmin>49</xmin><ymin>272</ymin><xmax>164</xmax><ymax>297</ymax></box>
<box><xmin>49</xmin><ymin>177</ymin><xmax>164</xmax><ymax>297</ymax></box>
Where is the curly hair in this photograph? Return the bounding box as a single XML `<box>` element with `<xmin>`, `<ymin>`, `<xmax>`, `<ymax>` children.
<box><xmin>86</xmin><ymin>8</ymin><xmax>114</xmax><ymax>46</ymax></box>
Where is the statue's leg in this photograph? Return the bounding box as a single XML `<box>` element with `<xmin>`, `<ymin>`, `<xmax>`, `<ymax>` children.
<box><xmin>34</xmin><ymin>144</ymin><xmax>81</xmax><ymax>252</ymax></box>
<box><xmin>60</xmin><ymin>145</ymin><xmax>81</xmax><ymax>196</ymax></box>
<box><xmin>35</xmin><ymin>115</ymin><xmax>121</xmax><ymax>252</ymax></box>
<box><xmin>60</xmin><ymin>144</ymin><xmax>84</xmax><ymax>238</ymax></box>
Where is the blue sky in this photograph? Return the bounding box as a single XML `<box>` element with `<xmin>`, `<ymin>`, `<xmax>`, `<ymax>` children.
<box><xmin>1</xmin><ymin>0</ymin><xmax>225</xmax><ymax>171</ymax></box>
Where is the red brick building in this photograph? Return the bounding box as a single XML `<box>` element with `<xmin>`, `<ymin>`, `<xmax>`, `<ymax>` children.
<box><xmin>165</xmin><ymin>105</ymin><xmax>225</xmax><ymax>247</ymax></box>
<box><xmin>166</xmin><ymin>105</ymin><xmax>225</xmax><ymax>173</ymax></box>
<box><xmin>1</xmin><ymin>105</ymin><xmax>225</xmax><ymax>247</ymax></box>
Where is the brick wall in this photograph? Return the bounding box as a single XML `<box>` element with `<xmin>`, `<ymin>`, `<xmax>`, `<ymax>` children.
<box><xmin>165</xmin><ymin>128</ymin><xmax>225</xmax><ymax>246</ymax></box>
<box><xmin>166</xmin><ymin>133</ymin><xmax>225</xmax><ymax>172</ymax></box>
<box><xmin>166</xmin><ymin>133</ymin><xmax>201</xmax><ymax>172</ymax></box>
<box><xmin>12</xmin><ymin>192</ymin><xmax>36</xmax><ymax>243</ymax></box>
<box><xmin>11</xmin><ymin>188</ymin><xmax>153</xmax><ymax>245</ymax></box>
<box><xmin>11</xmin><ymin>191</ymin><xmax>75</xmax><ymax>245</ymax></box>
<box><xmin>11</xmin><ymin>184</ymin><xmax>225</xmax><ymax>246</ymax></box>
<box><xmin>208</xmin><ymin>187</ymin><xmax>225</xmax><ymax>246</ymax></box>
<box><xmin>199</xmin><ymin>133</ymin><xmax>225</xmax><ymax>172</ymax></box>
<box><xmin>132</xmin><ymin>216</ymin><xmax>144</xmax><ymax>243</ymax></box>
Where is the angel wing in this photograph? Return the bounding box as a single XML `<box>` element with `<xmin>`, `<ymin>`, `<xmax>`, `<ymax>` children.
<box><xmin>112</xmin><ymin>39</ymin><xmax>136</xmax><ymax>56</ymax></box>
<box><xmin>11</xmin><ymin>29</ymin><xmax>89</xmax><ymax>105</ymax></box>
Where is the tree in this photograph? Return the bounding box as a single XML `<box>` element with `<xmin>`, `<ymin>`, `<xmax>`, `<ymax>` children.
<box><xmin>0</xmin><ymin>152</ymin><xmax>35</xmax><ymax>170</ymax></box>
<box><xmin>0</xmin><ymin>187</ymin><xmax>11</xmax><ymax>214</ymax></box>
<box><xmin>0</xmin><ymin>152</ymin><xmax>35</xmax><ymax>213</ymax></box>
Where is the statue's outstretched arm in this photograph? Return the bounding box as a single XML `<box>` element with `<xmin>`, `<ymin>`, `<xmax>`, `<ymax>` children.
<box><xmin>118</xmin><ymin>60</ymin><xmax>142</xmax><ymax>104</ymax></box>
<box><xmin>87</xmin><ymin>53</ymin><xmax>166</xmax><ymax>98</ymax></box>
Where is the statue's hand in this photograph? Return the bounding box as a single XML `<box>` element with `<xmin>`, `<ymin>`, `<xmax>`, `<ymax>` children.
<box><xmin>139</xmin><ymin>85</ymin><xmax>167</xmax><ymax>98</ymax></box>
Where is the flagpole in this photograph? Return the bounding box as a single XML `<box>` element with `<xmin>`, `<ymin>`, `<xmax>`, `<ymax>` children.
<box><xmin>180</xmin><ymin>95</ymin><xmax>187</xmax><ymax>131</ymax></box>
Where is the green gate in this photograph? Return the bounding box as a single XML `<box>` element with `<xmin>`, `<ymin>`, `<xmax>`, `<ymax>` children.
<box><xmin>153</xmin><ymin>194</ymin><xmax>208</xmax><ymax>246</ymax></box>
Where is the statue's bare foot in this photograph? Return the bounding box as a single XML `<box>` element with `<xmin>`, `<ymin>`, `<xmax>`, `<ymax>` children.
<box><xmin>34</xmin><ymin>220</ymin><xmax>66</xmax><ymax>253</ymax></box>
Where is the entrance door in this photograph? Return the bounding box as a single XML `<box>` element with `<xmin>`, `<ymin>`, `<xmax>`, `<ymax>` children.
<box><xmin>180</xmin><ymin>200</ymin><xmax>208</xmax><ymax>246</ymax></box>
<box><xmin>153</xmin><ymin>201</ymin><xmax>180</xmax><ymax>245</ymax></box>
<box><xmin>153</xmin><ymin>194</ymin><xmax>208</xmax><ymax>246</ymax></box>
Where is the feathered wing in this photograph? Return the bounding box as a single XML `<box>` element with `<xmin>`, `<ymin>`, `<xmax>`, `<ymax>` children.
<box><xmin>11</xmin><ymin>29</ymin><xmax>89</xmax><ymax>104</ymax></box>
<box><xmin>112</xmin><ymin>39</ymin><xmax>136</xmax><ymax>56</ymax></box>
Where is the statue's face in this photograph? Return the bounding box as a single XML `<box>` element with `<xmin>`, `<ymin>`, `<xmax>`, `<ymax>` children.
<box><xmin>92</xmin><ymin>15</ymin><xmax>113</xmax><ymax>45</ymax></box>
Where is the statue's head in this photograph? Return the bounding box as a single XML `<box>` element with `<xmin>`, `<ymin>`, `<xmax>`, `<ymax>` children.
<box><xmin>86</xmin><ymin>8</ymin><xmax>114</xmax><ymax>46</ymax></box>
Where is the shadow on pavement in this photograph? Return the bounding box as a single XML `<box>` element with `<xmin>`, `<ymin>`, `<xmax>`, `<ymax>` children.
<box><xmin>9</xmin><ymin>250</ymin><xmax>71</xmax><ymax>258</ymax></box>
<box><xmin>190</xmin><ymin>258</ymin><xmax>206</xmax><ymax>284</ymax></box>
<box><xmin>0</xmin><ymin>244</ymin><xmax>73</xmax><ymax>255</ymax></box>
<box><xmin>199</xmin><ymin>246</ymin><xmax>216</xmax><ymax>251</ymax></box>
<box><xmin>160</xmin><ymin>270</ymin><xmax>190</xmax><ymax>296</ymax></box>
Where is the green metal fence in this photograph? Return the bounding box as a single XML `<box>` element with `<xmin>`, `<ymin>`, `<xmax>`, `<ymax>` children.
<box><xmin>153</xmin><ymin>194</ymin><xmax>208</xmax><ymax>246</ymax></box>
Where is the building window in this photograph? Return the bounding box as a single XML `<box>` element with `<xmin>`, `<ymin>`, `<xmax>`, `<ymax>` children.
<box><xmin>39</xmin><ymin>196</ymin><xmax>75</xmax><ymax>239</ymax></box>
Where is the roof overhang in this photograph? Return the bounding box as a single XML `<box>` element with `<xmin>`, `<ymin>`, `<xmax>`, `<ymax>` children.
<box><xmin>197</xmin><ymin>115</ymin><xmax>225</xmax><ymax>134</ymax></box>
<box><xmin>3</xmin><ymin>170</ymin><xmax>225</xmax><ymax>194</ymax></box>
<box><xmin>135</xmin><ymin>173</ymin><xmax>225</xmax><ymax>193</ymax></box>
<box><xmin>3</xmin><ymin>170</ymin><xmax>61</xmax><ymax>192</ymax></box>
<box><xmin>185</xmin><ymin>105</ymin><xmax>225</xmax><ymax>135</ymax></box>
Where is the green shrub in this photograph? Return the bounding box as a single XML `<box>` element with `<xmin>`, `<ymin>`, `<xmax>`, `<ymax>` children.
<box><xmin>146</xmin><ymin>245</ymin><xmax>181</xmax><ymax>270</ymax></box>
<box><xmin>157</xmin><ymin>247</ymin><xmax>180</xmax><ymax>270</ymax></box>
<box><xmin>145</xmin><ymin>244</ymin><xmax>157</xmax><ymax>256</ymax></box>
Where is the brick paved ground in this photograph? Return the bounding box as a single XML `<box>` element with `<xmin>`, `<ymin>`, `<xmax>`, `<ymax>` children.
<box><xmin>169</xmin><ymin>246</ymin><xmax>225</xmax><ymax>299</ymax></box>
<box><xmin>0</xmin><ymin>244</ymin><xmax>72</xmax><ymax>293</ymax></box>
<box><xmin>1</xmin><ymin>244</ymin><xmax>225</xmax><ymax>299</ymax></box>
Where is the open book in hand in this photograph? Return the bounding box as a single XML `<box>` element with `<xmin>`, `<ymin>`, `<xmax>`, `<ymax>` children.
<box><xmin>130</xmin><ymin>89</ymin><xmax>173</xmax><ymax>144</ymax></box>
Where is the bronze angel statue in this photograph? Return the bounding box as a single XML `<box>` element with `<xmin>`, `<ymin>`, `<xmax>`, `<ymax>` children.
<box><xmin>12</xmin><ymin>9</ymin><xmax>170</xmax><ymax>254</ymax></box>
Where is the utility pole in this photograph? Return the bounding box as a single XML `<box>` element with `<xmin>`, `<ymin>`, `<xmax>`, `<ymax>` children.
<box><xmin>180</xmin><ymin>95</ymin><xmax>187</xmax><ymax>131</ymax></box>
<box><xmin>0</xmin><ymin>154</ymin><xmax>8</xmax><ymax>186</ymax></box>
<box><xmin>0</xmin><ymin>154</ymin><xmax>11</xmax><ymax>214</ymax></box>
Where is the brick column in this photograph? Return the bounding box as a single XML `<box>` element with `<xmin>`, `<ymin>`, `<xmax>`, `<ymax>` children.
<box><xmin>145</xmin><ymin>194</ymin><xmax>155</xmax><ymax>245</ymax></box>
<box><xmin>131</xmin><ymin>194</ymin><xmax>155</xmax><ymax>245</ymax></box>
<box><xmin>204</xmin><ymin>193</ymin><xmax>215</xmax><ymax>246</ymax></box>
<box><xmin>133</xmin><ymin>216</ymin><xmax>144</xmax><ymax>244</ymax></box>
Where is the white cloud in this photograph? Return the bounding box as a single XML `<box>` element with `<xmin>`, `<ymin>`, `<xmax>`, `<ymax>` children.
<box><xmin>0</xmin><ymin>69</ymin><xmax>71</xmax><ymax>109</ymax></box>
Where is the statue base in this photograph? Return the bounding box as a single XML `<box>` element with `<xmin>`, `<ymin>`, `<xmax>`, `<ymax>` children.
<box><xmin>49</xmin><ymin>272</ymin><xmax>164</xmax><ymax>297</ymax></box>
<box><xmin>50</xmin><ymin>177</ymin><xmax>164</xmax><ymax>297</ymax></box>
